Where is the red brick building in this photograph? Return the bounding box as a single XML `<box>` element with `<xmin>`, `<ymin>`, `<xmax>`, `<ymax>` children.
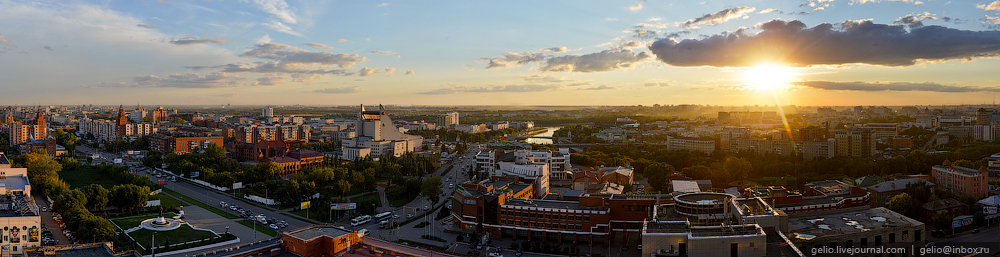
<box><xmin>920</xmin><ymin>198</ymin><xmax>968</xmax><ymax>223</ymax></box>
<box><xmin>281</xmin><ymin>225</ymin><xmax>361</xmax><ymax>256</ymax></box>
<box><xmin>931</xmin><ymin>165</ymin><xmax>989</xmax><ymax>199</ymax></box>
<box><xmin>260</xmin><ymin>156</ymin><xmax>301</xmax><ymax>176</ymax></box>
<box><xmin>8</xmin><ymin>109</ymin><xmax>46</xmax><ymax>146</ymax></box>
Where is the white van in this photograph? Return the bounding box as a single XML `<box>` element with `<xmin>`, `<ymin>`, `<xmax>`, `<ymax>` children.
<box><xmin>357</xmin><ymin>229</ymin><xmax>369</xmax><ymax>237</ymax></box>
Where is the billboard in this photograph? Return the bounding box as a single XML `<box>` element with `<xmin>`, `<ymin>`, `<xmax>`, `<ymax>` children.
<box><xmin>952</xmin><ymin>216</ymin><xmax>974</xmax><ymax>228</ymax></box>
<box><xmin>985</xmin><ymin>206</ymin><xmax>998</xmax><ymax>214</ymax></box>
<box><xmin>191</xmin><ymin>172</ymin><xmax>200</xmax><ymax>178</ymax></box>
<box><xmin>232</xmin><ymin>182</ymin><xmax>243</xmax><ymax>189</ymax></box>
<box><xmin>301</xmin><ymin>201</ymin><xmax>311</xmax><ymax>209</ymax></box>
<box><xmin>331</xmin><ymin>203</ymin><xmax>357</xmax><ymax>210</ymax></box>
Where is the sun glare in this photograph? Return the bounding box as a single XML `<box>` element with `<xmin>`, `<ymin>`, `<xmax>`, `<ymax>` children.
<box><xmin>743</xmin><ymin>63</ymin><xmax>795</xmax><ymax>91</ymax></box>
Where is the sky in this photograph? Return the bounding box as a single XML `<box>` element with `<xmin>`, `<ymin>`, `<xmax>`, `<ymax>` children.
<box><xmin>2</xmin><ymin>0</ymin><xmax>1000</xmax><ymax>107</ymax></box>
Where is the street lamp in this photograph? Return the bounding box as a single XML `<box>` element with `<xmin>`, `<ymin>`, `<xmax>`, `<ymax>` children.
<box><xmin>151</xmin><ymin>231</ymin><xmax>157</xmax><ymax>257</ymax></box>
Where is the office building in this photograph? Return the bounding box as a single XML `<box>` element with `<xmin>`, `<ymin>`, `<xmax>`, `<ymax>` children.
<box><xmin>341</xmin><ymin>105</ymin><xmax>423</xmax><ymax>160</ymax></box>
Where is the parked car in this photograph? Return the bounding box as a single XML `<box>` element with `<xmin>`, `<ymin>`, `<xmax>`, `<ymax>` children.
<box><xmin>269</xmin><ymin>224</ymin><xmax>278</xmax><ymax>229</ymax></box>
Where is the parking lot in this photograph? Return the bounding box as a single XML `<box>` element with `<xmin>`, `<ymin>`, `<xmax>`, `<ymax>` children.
<box><xmin>34</xmin><ymin>195</ymin><xmax>71</xmax><ymax>245</ymax></box>
<box><xmin>219</xmin><ymin>201</ymin><xmax>288</xmax><ymax>230</ymax></box>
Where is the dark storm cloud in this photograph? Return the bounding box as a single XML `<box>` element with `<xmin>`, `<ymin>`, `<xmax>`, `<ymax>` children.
<box><xmin>648</xmin><ymin>19</ymin><xmax>1000</xmax><ymax>67</ymax></box>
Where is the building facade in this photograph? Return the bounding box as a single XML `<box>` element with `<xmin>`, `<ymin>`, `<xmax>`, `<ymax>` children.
<box><xmin>931</xmin><ymin>165</ymin><xmax>989</xmax><ymax>199</ymax></box>
<box><xmin>148</xmin><ymin>133</ymin><xmax>224</xmax><ymax>155</ymax></box>
<box><xmin>341</xmin><ymin>105</ymin><xmax>423</xmax><ymax>160</ymax></box>
<box><xmin>437</xmin><ymin>112</ymin><xmax>459</xmax><ymax>127</ymax></box>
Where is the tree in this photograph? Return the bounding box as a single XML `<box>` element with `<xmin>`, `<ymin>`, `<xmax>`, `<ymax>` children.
<box><xmin>204</xmin><ymin>143</ymin><xmax>226</xmax><ymax>160</ymax></box>
<box><xmin>933</xmin><ymin>211</ymin><xmax>953</xmax><ymax>231</ymax></box>
<box><xmin>723</xmin><ymin>157</ymin><xmax>752</xmax><ymax>182</ymax></box>
<box><xmin>61</xmin><ymin>158</ymin><xmax>80</xmax><ymax>171</ymax></box>
<box><xmin>143</xmin><ymin>116</ymin><xmax>153</xmax><ymax>122</ymax></box>
<box><xmin>53</xmin><ymin>189</ymin><xmax>87</xmax><ymax>214</ymax></box>
<box><xmin>170</xmin><ymin>117</ymin><xmax>186</xmax><ymax>124</ymax></box>
<box><xmin>83</xmin><ymin>184</ymin><xmax>110</xmax><ymax>211</ymax></box>
<box><xmin>77</xmin><ymin>216</ymin><xmax>116</xmax><ymax>243</ymax></box>
<box><xmin>645</xmin><ymin>162</ymin><xmax>675</xmax><ymax>191</ymax></box>
<box><xmin>23</xmin><ymin>153</ymin><xmax>63</xmax><ymax>194</ymax></box>
<box><xmin>336</xmin><ymin>179</ymin><xmax>351</xmax><ymax>196</ymax></box>
<box><xmin>420</xmin><ymin>176</ymin><xmax>443</xmax><ymax>204</ymax></box>
<box><xmin>111</xmin><ymin>184</ymin><xmax>150</xmax><ymax>215</ymax></box>
<box><xmin>888</xmin><ymin>193</ymin><xmax>921</xmax><ymax>218</ymax></box>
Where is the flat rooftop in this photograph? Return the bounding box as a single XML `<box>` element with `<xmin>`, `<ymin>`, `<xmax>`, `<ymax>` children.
<box><xmin>0</xmin><ymin>175</ymin><xmax>29</xmax><ymax>191</ymax></box>
<box><xmin>283</xmin><ymin>225</ymin><xmax>354</xmax><ymax>242</ymax></box>
<box><xmin>503</xmin><ymin>198</ymin><xmax>609</xmax><ymax>211</ymax></box>
<box><xmin>787</xmin><ymin>207</ymin><xmax>923</xmax><ymax>241</ymax></box>
<box><xmin>934</xmin><ymin>165</ymin><xmax>982</xmax><ymax>176</ymax></box>
<box><xmin>644</xmin><ymin>221</ymin><xmax>764</xmax><ymax>237</ymax></box>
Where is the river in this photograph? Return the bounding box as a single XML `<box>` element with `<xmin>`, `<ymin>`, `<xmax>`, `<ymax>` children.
<box><xmin>524</xmin><ymin>126</ymin><xmax>563</xmax><ymax>144</ymax></box>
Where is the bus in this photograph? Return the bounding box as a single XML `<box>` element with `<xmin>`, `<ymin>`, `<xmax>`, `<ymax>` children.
<box><xmin>374</xmin><ymin>212</ymin><xmax>392</xmax><ymax>222</ymax></box>
<box><xmin>351</xmin><ymin>215</ymin><xmax>372</xmax><ymax>227</ymax></box>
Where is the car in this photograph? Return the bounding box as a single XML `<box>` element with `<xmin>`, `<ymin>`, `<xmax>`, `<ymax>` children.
<box><xmin>620</xmin><ymin>244</ymin><xmax>628</xmax><ymax>251</ymax></box>
<box><xmin>477</xmin><ymin>244</ymin><xmax>483</xmax><ymax>250</ymax></box>
<box><xmin>407</xmin><ymin>214</ymin><xmax>413</xmax><ymax>218</ymax></box>
<box><xmin>972</xmin><ymin>228</ymin><xmax>980</xmax><ymax>233</ymax></box>
<box><xmin>924</xmin><ymin>242</ymin><xmax>935</xmax><ymax>247</ymax></box>
<box><xmin>269</xmin><ymin>224</ymin><xmax>278</xmax><ymax>229</ymax></box>
<box><xmin>41</xmin><ymin>207</ymin><xmax>47</xmax><ymax>212</ymax></box>
<box><xmin>515</xmin><ymin>250</ymin><xmax>522</xmax><ymax>256</ymax></box>
<box><xmin>424</xmin><ymin>205</ymin><xmax>429</xmax><ymax>211</ymax></box>
<box><xmin>393</xmin><ymin>214</ymin><xmax>399</xmax><ymax>219</ymax></box>
<box><xmin>638</xmin><ymin>245</ymin><xmax>642</xmax><ymax>251</ymax></box>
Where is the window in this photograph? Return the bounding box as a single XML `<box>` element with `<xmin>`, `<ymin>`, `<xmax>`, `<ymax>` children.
<box><xmin>584</xmin><ymin>216</ymin><xmax>589</xmax><ymax>221</ymax></box>
<box><xmin>915</xmin><ymin>230</ymin><xmax>921</xmax><ymax>241</ymax></box>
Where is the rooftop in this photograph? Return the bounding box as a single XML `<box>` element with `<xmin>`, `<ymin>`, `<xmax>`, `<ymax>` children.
<box><xmin>788</xmin><ymin>207</ymin><xmax>923</xmax><ymax>241</ymax></box>
<box><xmin>503</xmin><ymin>198</ymin><xmax>609</xmax><ymax>211</ymax></box>
<box><xmin>933</xmin><ymin>165</ymin><xmax>984</xmax><ymax>176</ymax></box>
<box><xmin>283</xmin><ymin>225</ymin><xmax>354</xmax><ymax>242</ymax></box>
<box><xmin>867</xmin><ymin>178</ymin><xmax>933</xmax><ymax>193</ymax></box>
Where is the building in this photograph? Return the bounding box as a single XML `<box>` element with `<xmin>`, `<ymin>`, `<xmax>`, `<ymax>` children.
<box><xmin>717</xmin><ymin>111</ymin><xmax>778</xmax><ymax>126</ymax></box>
<box><xmin>147</xmin><ymin>132</ymin><xmax>224</xmax><ymax>155</ymax></box>
<box><xmin>642</xmin><ymin>193</ymin><xmax>799</xmax><ymax>257</ymax></box>
<box><xmin>0</xmin><ymin>154</ymin><xmax>42</xmax><ymax>256</ymax></box>
<box><xmin>931</xmin><ymin>165</ymin><xmax>989</xmax><ymax>199</ymax></box>
<box><xmin>667</xmin><ymin>136</ymin><xmax>716</xmax><ymax>154</ymax></box>
<box><xmin>834</xmin><ymin>127</ymin><xmax>875</xmax><ymax>158</ymax></box>
<box><xmin>8</xmin><ymin>109</ymin><xmax>46</xmax><ymax>146</ymax></box>
<box><xmin>20</xmin><ymin>135</ymin><xmax>58</xmax><ymax>157</ymax></box>
<box><xmin>892</xmin><ymin>136</ymin><xmax>914</xmax><ymax>149</ymax></box>
<box><xmin>437</xmin><ymin>111</ymin><xmax>459</xmax><ymax>127</ymax></box>
<box><xmin>78</xmin><ymin>106</ymin><xmax>156</xmax><ymax>142</ymax></box>
<box><xmin>281</xmin><ymin>225</ymin><xmax>362</xmax><ymax>256</ymax></box>
<box><xmin>262</xmin><ymin>106</ymin><xmax>273</xmax><ymax>117</ymax></box>
<box><xmin>866</xmin><ymin>177</ymin><xmax>934</xmax><ymax>206</ymax></box>
<box><xmin>234</xmin><ymin>124</ymin><xmax>310</xmax><ymax>144</ymax></box>
<box><xmin>341</xmin><ymin>105</ymin><xmax>423</xmax><ymax>160</ymax></box>
<box><xmin>863</xmin><ymin>123</ymin><xmax>898</xmax><ymax>139</ymax></box>
<box><xmin>476</xmin><ymin>148</ymin><xmax>570</xmax><ymax>180</ymax></box>
<box><xmin>793</xmin><ymin>139</ymin><xmax>835</xmax><ymax>160</ymax></box>
<box><xmin>920</xmin><ymin>198</ymin><xmax>967</xmax><ymax>223</ymax></box>
<box><xmin>788</xmin><ymin>207</ymin><xmax>925</xmax><ymax>255</ymax></box>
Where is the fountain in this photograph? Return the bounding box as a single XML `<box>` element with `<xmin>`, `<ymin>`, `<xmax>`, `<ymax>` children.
<box><xmin>139</xmin><ymin>206</ymin><xmax>183</xmax><ymax>231</ymax></box>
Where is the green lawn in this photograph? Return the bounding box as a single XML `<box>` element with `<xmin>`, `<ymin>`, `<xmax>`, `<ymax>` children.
<box><xmin>350</xmin><ymin>193</ymin><xmax>379</xmax><ymax>204</ymax></box>
<box><xmin>57</xmin><ymin>167</ymin><xmax>118</xmax><ymax>189</ymax></box>
<box><xmin>162</xmin><ymin>188</ymin><xmax>239</xmax><ymax>219</ymax></box>
<box><xmin>236</xmin><ymin>220</ymin><xmax>278</xmax><ymax>237</ymax></box>
<box><xmin>109</xmin><ymin>212</ymin><xmax>177</xmax><ymax>230</ymax></box>
<box><xmin>149</xmin><ymin>194</ymin><xmax>185</xmax><ymax>209</ymax></box>
<box><xmin>128</xmin><ymin>224</ymin><xmax>218</xmax><ymax>249</ymax></box>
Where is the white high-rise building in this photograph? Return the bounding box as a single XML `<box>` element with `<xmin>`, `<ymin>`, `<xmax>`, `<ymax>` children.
<box><xmin>262</xmin><ymin>106</ymin><xmax>274</xmax><ymax>117</ymax></box>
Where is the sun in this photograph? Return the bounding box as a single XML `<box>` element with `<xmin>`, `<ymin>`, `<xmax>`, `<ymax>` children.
<box><xmin>742</xmin><ymin>63</ymin><xmax>796</xmax><ymax>91</ymax></box>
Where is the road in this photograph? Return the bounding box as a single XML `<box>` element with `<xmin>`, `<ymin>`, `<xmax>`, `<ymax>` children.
<box><xmin>930</xmin><ymin>225</ymin><xmax>999</xmax><ymax>255</ymax></box>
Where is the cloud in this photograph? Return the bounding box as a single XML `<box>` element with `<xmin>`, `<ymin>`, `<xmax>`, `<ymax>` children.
<box><xmin>647</xmin><ymin>17</ymin><xmax>663</xmax><ymax>22</ymax></box>
<box><xmin>314</xmin><ymin>86</ymin><xmax>364</xmax><ymax>94</ymax></box>
<box><xmin>263</xmin><ymin>20</ymin><xmax>303</xmax><ymax>37</ymax></box>
<box><xmin>606</xmin><ymin>18</ymin><xmax>617</xmax><ymax>21</ymax></box>
<box><xmin>240</xmin><ymin>43</ymin><xmax>367</xmax><ymax>68</ymax></box>
<box><xmin>357</xmin><ymin>67</ymin><xmax>396</xmax><ymax>77</ymax></box>
<box><xmin>627</xmin><ymin>0</ymin><xmax>646</xmax><ymax>12</ymax></box>
<box><xmin>247</xmin><ymin>0</ymin><xmax>298</xmax><ymax>24</ymax></box>
<box><xmin>644</xmin><ymin>82</ymin><xmax>670</xmax><ymax>87</ymax></box>
<box><xmin>540</xmin><ymin>49</ymin><xmax>652</xmax><ymax>72</ymax></box>
<box><xmin>44</xmin><ymin>45</ymin><xmax>53</xmax><ymax>51</ymax></box>
<box><xmin>209</xmin><ymin>93</ymin><xmax>237</xmax><ymax>97</ymax></box>
<box><xmin>481</xmin><ymin>52</ymin><xmax>546</xmax><ymax>69</ymax></box>
<box><xmin>522</xmin><ymin>75</ymin><xmax>570</xmax><ymax>83</ymax></box>
<box><xmin>291</xmin><ymin>73</ymin><xmax>322</xmax><ymax>82</ymax></box>
<box><xmin>539</xmin><ymin>47</ymin><xmax>568</xmax><ymax>53</ymax></box>
<box><xmin>849</xmin><ymin>0</ymin><xmax>924</xmax><ymax>5</ymax></box>
<box><xmin>370</xmin><ymin>50</ymin><xmax>396</xmax><ymax>55</ymax></box>
<box><xmin>0</xmin><ymin>34</ymin><xmax>15</xmax><ymax>52</ymax></box>
<box><xmin>580</xmin><ymin>85</ymin><xmax>616</xmax><ymax>90</ymax></box>
<box><xmin>184</xmin><ymin>66</ymin><xmax>208</xmax><ymax>71</ymax></box>
<box><xmin>133</xmin><ymin>72</ymin><xmax>242</xmax><ymax>88</ymax></box>
<box><xmin>758</xmin><ymin>8</ymin><xmax>781</xmax><ymax>14</ymax></box>
<box><xmin>624</xmin><ymin>29</ymin><xmax>659</xmax><ymax>39</ymax></box>
<box><xmin>405</xmin><ymin>70</ymin><xmax>415</xmax><ymax>75</ymax></box>
<box><xmin>793</xmin><ymin>80</ymin><xmax>1000</xmax><ymax>92</ymax></box>
<box><xmin>303</xmin><ymin>43</ymin><xmax>333</xmax><ymax>50</ymax></box>
<box><xmin>169</xmin><ymin>36</ymin><xmax>227</xmax><ymax>45</ymax></box>
<box><xmin>980</xmin><ymin>1</ymin><xmax>1000</xmax><ymax>10</ymax></box>
<box><xmin>136</xmin><ymin>24</ymin><xmax>157</xmax><ymax>29</ymax></box>
<box><xmin>253</xmin><ymin>75</ymin><xmax>286</xmax><ymax>86</ymax></box>
<box><xmin>895</xmin><ymin>12</ymin><xmax>936</xmax><ymax>28</ymax></box>
<box><xmin>648</xmin><ymin>19</ymin><xmax>1000</xmax><ymax>67</ymax></box>
<box><xmin>679</xmin><ymin>7</ymin><xmax>756</xmax><ymax>28</ymax></box>
<box><xmin>377</xmin><ymin>3</ymin><xmax>389</xmax><ymax>7</ymax></box>
<box><xmin>988</xmin><ymin>15</ymin><xmax>1000</xmax><ymax>25</ymax></box>
<box><xmin>335</xmin><ymin>39</ymin><xmax>348</xmax><ymax>42</ymax></box>
<box><xmin>255</xmin><ymin>35</ymin><xmax>272</xmax><ymax>45</ymax></box>
<box><xmin>420</xmin><ymin>84</ymin><xmax>562</xmax><ymax>95</ymax></box>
